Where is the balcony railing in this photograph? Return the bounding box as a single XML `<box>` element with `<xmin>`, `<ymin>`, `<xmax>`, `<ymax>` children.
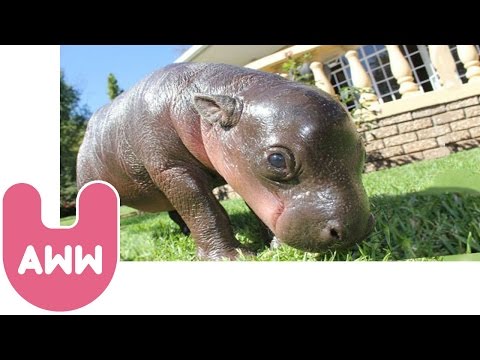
<box><xmin>246</xmin><ymin>45</ymin><xmax>480</xmax><ymax>120</ymax></box>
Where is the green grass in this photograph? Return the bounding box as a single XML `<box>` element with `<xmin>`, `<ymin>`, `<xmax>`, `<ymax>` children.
<box><xmin>62</xmin><ymin>148</ymin><xmax>480</xmax><ymax>261</ymax></box>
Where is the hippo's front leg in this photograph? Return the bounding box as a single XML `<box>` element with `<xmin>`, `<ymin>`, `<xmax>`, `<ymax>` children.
<box><xmin>154</xmin><ymin>166</ymin><xmax>247</xmax><ymax>260</ymax></box>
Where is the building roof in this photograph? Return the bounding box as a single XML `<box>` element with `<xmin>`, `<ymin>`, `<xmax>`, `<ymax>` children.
<box><xmin>174</xmin><ymin>45</ymin><xmax>288</xmax><ymax>66</ymax></box>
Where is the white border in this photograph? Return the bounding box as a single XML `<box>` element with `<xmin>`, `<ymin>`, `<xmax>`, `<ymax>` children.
<box><xmin>0</xmin><ymin>45</ymin><xmax>479</xmax><ymax>314</ymax></box>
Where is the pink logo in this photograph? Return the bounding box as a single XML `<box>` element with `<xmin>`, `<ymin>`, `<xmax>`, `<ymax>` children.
<box><xmin>3</xmin><ymin>181</ymin><xmax>119</xmax><ymax>311</ymax></box>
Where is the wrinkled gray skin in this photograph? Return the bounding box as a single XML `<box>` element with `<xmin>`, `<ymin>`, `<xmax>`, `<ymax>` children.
<box><xmin>77</xmin><ymin>63</ymin><xmax>375</xmax><ymax>260</ymax></box>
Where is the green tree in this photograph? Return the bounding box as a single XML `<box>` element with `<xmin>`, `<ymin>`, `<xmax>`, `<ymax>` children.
<box><xmin>107</xmin><ymin>73</ymin><xmax>124</xmax><ymax>100</ymax></box>
<box><xmin>60</xmin><ymin>70</ymin><xmax>89</xmax><ymax>216</ymax></box>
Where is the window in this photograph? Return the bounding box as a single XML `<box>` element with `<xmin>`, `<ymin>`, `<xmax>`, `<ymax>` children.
<box><xmin>325</xmin><ymin>45</ymin><xmax>479</xmax><ymax>110</ymax></box>
<box><xmin>400</xmin><ymin>45</ymin><xmax>440</xmax><ymax>91</ymax></box>
<box><xmin>327</xmin><ymin>57</ymin><xmax>357</xmax><ymax>111</ymax></box>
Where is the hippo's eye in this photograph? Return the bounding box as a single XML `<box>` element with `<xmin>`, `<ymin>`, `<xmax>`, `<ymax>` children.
<box><xmin>268</xmin><ymin>153</ymin><xmax>286</xmax><ymax>168</ymax></box>
<box><xmin>263</xmin><ymin>147</ymin><xmax>297</xmax><ymax>182</ymax></box>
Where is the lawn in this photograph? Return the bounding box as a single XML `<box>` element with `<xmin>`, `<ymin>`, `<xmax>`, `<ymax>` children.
<box><xmin>61</xmin><ymin>148</ymin><xmax>480</xmax><ymax>261</ymax></box>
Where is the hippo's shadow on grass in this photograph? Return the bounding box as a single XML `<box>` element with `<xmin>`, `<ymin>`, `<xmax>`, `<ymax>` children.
<box><xmin>345</xmin><ymin>187</ymin><xmax>479</xmax><ymax>260</ymax></box>
<box><xmin>228</xmin><ymin>211</ymin><xmax>272</xmax><ymax>253</ymax></box>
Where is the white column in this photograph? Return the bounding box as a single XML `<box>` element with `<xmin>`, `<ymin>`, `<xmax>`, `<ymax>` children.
<box><xmin>385</xmin><ymin>45</ymin><xmax>421</xmax><ymax>98</ymax></box>
<box><xmin>344</xmin><ymin>50</ymin><xmax>380</xmax><ymax>111</ymax></box>
<box><xmin>309</xmin><ymin>61</ymin><xmax>335</xmax><ymax>95</ymax></box>
<box><xmin>428</xmin><ymin>45</ymin><xmax>462</xmax><ymax>88</ymax></box>
<box><xmin>457</xmin><ymin>45</ymin><xmax>480</xmax><ymax>84</ymax></box>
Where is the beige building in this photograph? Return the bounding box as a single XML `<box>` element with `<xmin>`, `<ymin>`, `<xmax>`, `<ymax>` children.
<box><xmin>176</xmin><ymin>45</ymin><xmax>480</xmax><ymax>172</ymax></box>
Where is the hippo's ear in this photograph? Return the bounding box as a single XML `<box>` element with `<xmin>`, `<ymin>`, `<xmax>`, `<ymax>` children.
<box><xmin>193</xmin><ymin>94</ymin><xmax>243</xmax><ymax>128</ymax></box>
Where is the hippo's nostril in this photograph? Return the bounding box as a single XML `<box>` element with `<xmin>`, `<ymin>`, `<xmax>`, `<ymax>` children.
<box><xmin>330</xmin><ymin>228</ymin><xmax>340</xmax><ymax>239</ymax></box>
<box><xmin>320</xmin><ymin>220</ymin><xmax>342</xmax><ymax>242</ymax></box>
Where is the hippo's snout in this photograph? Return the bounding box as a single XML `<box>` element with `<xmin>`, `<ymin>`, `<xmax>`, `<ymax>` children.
<box><xmin>273</xmin><ymin>187</ymin><xmax>375</xmax><ymax>253</ymax></box>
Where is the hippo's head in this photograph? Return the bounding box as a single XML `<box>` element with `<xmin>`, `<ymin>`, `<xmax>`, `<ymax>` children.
<box><xmin>194</xmin><ymin>81</ymin><xmax>374</xmax><ymax>252</ymax></box>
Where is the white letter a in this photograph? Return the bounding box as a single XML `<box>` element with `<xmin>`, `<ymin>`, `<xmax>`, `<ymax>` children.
<box><xmin>18</xmin><ymin>245</ymin><xmax>43</xmax><ymax>275</ymax></box>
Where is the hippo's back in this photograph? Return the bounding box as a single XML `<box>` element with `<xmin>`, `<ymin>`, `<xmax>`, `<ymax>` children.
<box><xmin>76</xmin><ymin>62</ymin><xmax>291</xmax><ymax>207</ymax></box>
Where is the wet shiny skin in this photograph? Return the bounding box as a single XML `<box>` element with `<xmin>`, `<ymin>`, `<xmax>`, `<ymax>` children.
<box><xmin>77</xmin><ymin>63</ymin><xmax>374</xmax><ymax>260</ymax></box>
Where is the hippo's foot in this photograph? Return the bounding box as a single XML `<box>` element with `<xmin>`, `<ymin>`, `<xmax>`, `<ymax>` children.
<box><xmin>270</xmin><ymin>236</ymin><xmax>283</xmax><ymax>250</ymax></box>
<box><xmin>168</xmin><ymin>210</ymin><xmax>191</xmax><ymax>236</ymax></box>
<box><xmin>196</xmin><ymin>246</ymin><xmax>256</xmax><ymax>261</ymax></box>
